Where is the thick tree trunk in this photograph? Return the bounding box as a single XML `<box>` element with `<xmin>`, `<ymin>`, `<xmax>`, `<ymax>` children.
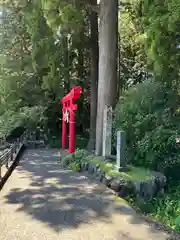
<box><xmin>77</xmin><ymin>44</ymin><xmax>84</xmax><ymax>81</ymax></box>
<box><xmin>117</xmin><ymin>32</ymin><xmax>121</xmax><ymax>100</ymax></box>
<box><xmin>87</xmin><ymin>0</ymin><xmax>99</xmax><ymax>151</ymax></box>
<box><xmin>95</xmin><ymin>0</ymin><xmax>118</xmax><ymax>155</ymax></box>
<box><xmin>62</xmin><ymin>35</ymin><xmax>70</xmax><ymax>94</ymax></box>
<box><xmin>77</xmin><ymin>24</ymin><xmax>85</xmax><ymax>135</ymax></box>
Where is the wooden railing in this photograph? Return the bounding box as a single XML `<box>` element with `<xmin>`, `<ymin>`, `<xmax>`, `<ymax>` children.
<box><xmin>0</xmin><ymin>132</ymin><xmax>28</xmax><ymax>179</ymax></box>
<box><xmin>0</xmin><ymin>130</ymin><xmax>47</xmax><ymax>179</ymax></box>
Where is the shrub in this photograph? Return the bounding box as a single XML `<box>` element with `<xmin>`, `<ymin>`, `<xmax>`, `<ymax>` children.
<box><xmin>149</xmin><ymin>185</ymin><xmax>180</xmax><ymax>232</ymax></box>
<box><xmin>69</xmin><ymin>162</ymin><xmax>81</xmax><ymax>172</ymax></box>
<box><xmin>60</xmin><ymin>149</ymin><xmax>89</xmax><ymax>167</ymax></box>
<box><xmin>114</xmin><ymin>80</ymin><xmax>180</xmax><ymax>180</ymax></box>
<box><xmin>131</xmin><ymin>185</ymin><xmax>180</xmax><ymax>232</ymax></box>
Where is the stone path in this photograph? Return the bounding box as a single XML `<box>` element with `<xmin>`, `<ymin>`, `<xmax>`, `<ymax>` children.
<box><xmin>0</xmin><ymin>149</ymin><xmax>171</xmax><ymax>240</ymax></box>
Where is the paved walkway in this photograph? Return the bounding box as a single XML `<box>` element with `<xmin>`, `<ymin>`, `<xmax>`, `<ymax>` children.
<box><xmin>0</xmin><ymin>149</ymin><xmax>171</xmax><ymax>240</ymax></box>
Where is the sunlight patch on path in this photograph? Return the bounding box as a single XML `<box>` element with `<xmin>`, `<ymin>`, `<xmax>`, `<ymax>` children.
<box><xmin>0</xmin><ymin>149</ymin><xmax>170</xmax><ymax>240</ymax></box>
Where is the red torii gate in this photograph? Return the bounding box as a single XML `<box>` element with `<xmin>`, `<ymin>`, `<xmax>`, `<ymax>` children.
<box><xmin>61</xmin><ymin>86</ymin><xmax>82</xmax><ymax>154</ymax></box>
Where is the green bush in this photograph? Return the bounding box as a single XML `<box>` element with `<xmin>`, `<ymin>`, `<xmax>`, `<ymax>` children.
<box><xmin>69</xmin><ymin>162</ymin><xmax>81</xmax><ymax>172</ymax></box>
<box><xmin>175</xmin><ymin>216</ymin><xmax>180</xmax><ymax>232</ymax></box>
<box><xmin>60</xmin><ymin>149</ymin><xmax>88</xmax><ymax>167</ymax></box>
<box><xmin>60</xmin><ymin>154</ymin><xmax>72</xmax><ymax>167</ymax></box>
<box><xmin>131</xmin><ymin>184</ymin><xmax>180</xmax><ymax>232</ymax></box>
<box><xmin>114</xmin><ymin>80</ymin><xmax>180</xmax><ymax>180</ymax></box>
<box><xmin>149</xmin><ymin>185</ymin><xmax>180</xmax><ymax>232</ymax></box>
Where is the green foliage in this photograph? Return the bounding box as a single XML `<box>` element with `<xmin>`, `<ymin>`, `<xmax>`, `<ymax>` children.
<box><xmin>61</xmin><ymin>150</ymin><xmax>153</xmax><ymax>183</ymax></box>
<box><xmin>118</xmin><ymin>2</ymin><xmax>180</xmax><ymax>232</ymax></box>
<box><xmin>48</xmin><ymin>136</ymin><xmax>61</xmax><ymax>148</ymax></box>
<box><xmin>175</xmin><ymin>216</ymin><xmax>180</xmax><ymax>231</ymax></box>
<box><xmin>0</xmin><ymin>9</ymin><xmax>49</xmax><ymax>136</ymax></box>
<box><xmin>60</xmin><ymin>149</ymin><xmax>88</xmax><ymax>167</ymax></box>
<box><xmin>69</xmin><ymin>162</ymin><xmax>81</xmax><ymax>172</ymax></box>
<box><xmin>0</xmin><ymin>1</ymin><xmax>90</xmax><ymax>138</ymax></box>
<box><xmin>134</xmin><ymin>0</ymin><xmax>180</xmax><ymax>86</ymax></box>
<box><xmin>60</xmin><ymin>153</ymin><xmax>72</xmax><ymax>167</ymax></box>
<box><xmin>135</xmin><ymin>185</ymin><xmax>180</xmax><ymax>232</ymax></box>
<box><xmin>120</xmin><ymin>4</ymin><xmax>149</xmax><ymax>88</ymax></box>
<box><xmin>114</xmin><ymin>80</ymin><xmax>180</xmax><ymax>180</ymax></box>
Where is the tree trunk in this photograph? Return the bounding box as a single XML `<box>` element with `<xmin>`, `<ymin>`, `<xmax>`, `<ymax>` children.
<box><xmin>77</xmin><ymin>42</ymin><xmax>84</xmax><ymax>81</ymax></box>
<box><xmin>87</xmin><ymin>0</ymin><xmax>99</xmax><ymax>152</ymax></box>
<box><xmin>95</xmin><ymin>0</ymin><xmax>118</xmax><ymax>155</ymax></box>
<box><xmin>62</xmin><ymin>35</ymin><xmax>70</xmax><ymax>94</ymax></box>
<box><xmin>117</xmin><ymin>32</ymin><xmax>121</xmax><ymax>100</ymax></box>
<box><xmin>77</xmin><ymin>23</ymin><xmax>85</xmax><ymax>135</ymax></box>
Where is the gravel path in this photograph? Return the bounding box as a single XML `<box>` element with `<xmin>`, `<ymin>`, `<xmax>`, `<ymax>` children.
<box><xmin>0</xmin><ymin>149</ymin><xmax>171</xmax><ymax>240</ymax></box>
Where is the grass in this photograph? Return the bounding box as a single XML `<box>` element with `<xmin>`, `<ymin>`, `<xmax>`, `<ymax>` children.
<box><xmin>89</xmin><ymin>157</ymin><xmax>114</xmax><ymax>173</ymax></box>
<box><xmin>149</xmin><ymin>184</ymin><xmax>180</xmax><ymax>231</ymax></box>
<box><xmin>87</xmin><ymin>156</ymin><xmax>152</xmax><ymax>181</ymax></box>
<box><xmin>114</xmin><ymin>195</ymin><xmax>129</xmax><ymax>204</ymax></box>
<box><xmin>124</xmin><ymin>166</ymin><xmax>152</xmax><ymax>181</ymax></box>
<box><xmin>131</xmin><ymin>183</ymin><xmax>180</xmax><ymax>232</ymax></box>
<box><xmin>61</xmin><ymin>149</ymin><xmax>180</xmax><ymax>233</ymax></box>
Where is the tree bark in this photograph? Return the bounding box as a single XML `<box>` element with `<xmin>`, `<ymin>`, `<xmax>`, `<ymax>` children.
<box><xmin>62</xmin><ymin>35</ymin><xmax>70</xmax><ymax>94</ymax></box>
<box><xmin>95</xmin><ymin>0</ymin><xmax>118</xmax><ymax>155</ymax></box>
<box><xmin>87</xmin><ymin>0</ymin><xmax>99</xmax><ymax>152</ymax></box>
<box><xmin>77</xmin><ymin>19</ymin><xmax>85</xmax><ymax>135</ymax></box>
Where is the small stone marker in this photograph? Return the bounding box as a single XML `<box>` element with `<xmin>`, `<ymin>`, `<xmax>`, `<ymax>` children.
<box><xmin>102</xmin><ymin>105</ymin><xmax>112</xmax><ymax>157</ymax></box>
<box><xmin>116</xmin><ymin>130</ymin><xmax>126</xmax><ymax>168</ymax></box>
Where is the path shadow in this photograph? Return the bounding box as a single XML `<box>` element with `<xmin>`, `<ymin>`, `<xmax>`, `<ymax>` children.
<box><xmin>3</xmin><ymin>149</ymin><xmax>114</xmax><ymax>232</ymax></box>
<box><xmin>3</xmin><ymin>149</ymin><xmax>176</xmax><ymax>239</ymax></box>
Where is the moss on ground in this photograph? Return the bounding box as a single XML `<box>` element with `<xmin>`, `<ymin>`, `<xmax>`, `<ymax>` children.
<box><xmin>88</xmin><ymin>157</ymin><xmax>114</xmax><ymax>173</ymax></box>
<box><xmin>114</xmin><ymin>196</ymin><xmax>129</xmax><ymax>204</ymax></box>
<box><xmin>85</xmin><ymin>156</ymin><xmax>152</xmax><ymax>181</ymax></box>
<box><xmin>126</xmin><ymin>166</ymin><xmax>152</xmax><ymax>180</ymax></box>
<box><xmin>61</xmin><ymin>150</ymin><xmax>153</xmax><ymax>182</ymax></box>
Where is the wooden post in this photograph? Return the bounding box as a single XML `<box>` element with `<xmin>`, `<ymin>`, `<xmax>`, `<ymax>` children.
<box><xmin>6</xmin><ymin>151</ymin><xmax>9</xmax><ymax>169</ymax></box>
<box><xmin>14</xmin><ymin>142</ymin><xmax>17</xmax><ymax>153</ymax></box>
<box><xmin>11</xmin><ymin>148</ymin><xmax>13</xmax><ymax>161</ymax></box>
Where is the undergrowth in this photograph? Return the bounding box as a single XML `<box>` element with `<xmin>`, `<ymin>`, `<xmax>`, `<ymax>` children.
<box><xmin>132</xmin><ymin>184</ymin><xmax>180</xmax><ymax>232</ymax></box>
<box><xmin>61</xmin><ymin>149</ymin><xmax>180</xmax><ymax>233</ymax></box>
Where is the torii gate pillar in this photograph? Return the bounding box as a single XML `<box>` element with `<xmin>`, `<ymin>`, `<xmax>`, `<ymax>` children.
<box><xmin>61</xmin><ymin>86</ymin><xmax>82</xmax><ymax>154</ymax></box>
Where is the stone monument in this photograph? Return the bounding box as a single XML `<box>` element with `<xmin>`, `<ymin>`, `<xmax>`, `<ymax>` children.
<box><xmin>116</xmin><ymin>130</ymin><xmax>126</xmax><ymax>169</ymax></box>
<box><xmin>102</xmin><ymin>105</ymin><xmax>113</xmax><ymax>157</ymax></box>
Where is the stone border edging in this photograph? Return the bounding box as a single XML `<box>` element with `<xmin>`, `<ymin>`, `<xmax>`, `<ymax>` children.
<box><xmin>78</xmin><ymin>156</ymin><xmax>167</xmax><ymax>200</ymax></box>
<box><xmin>75</xmin><ymin>157</ymin><xmax>180</xmax><ymax>240</ymax></box>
